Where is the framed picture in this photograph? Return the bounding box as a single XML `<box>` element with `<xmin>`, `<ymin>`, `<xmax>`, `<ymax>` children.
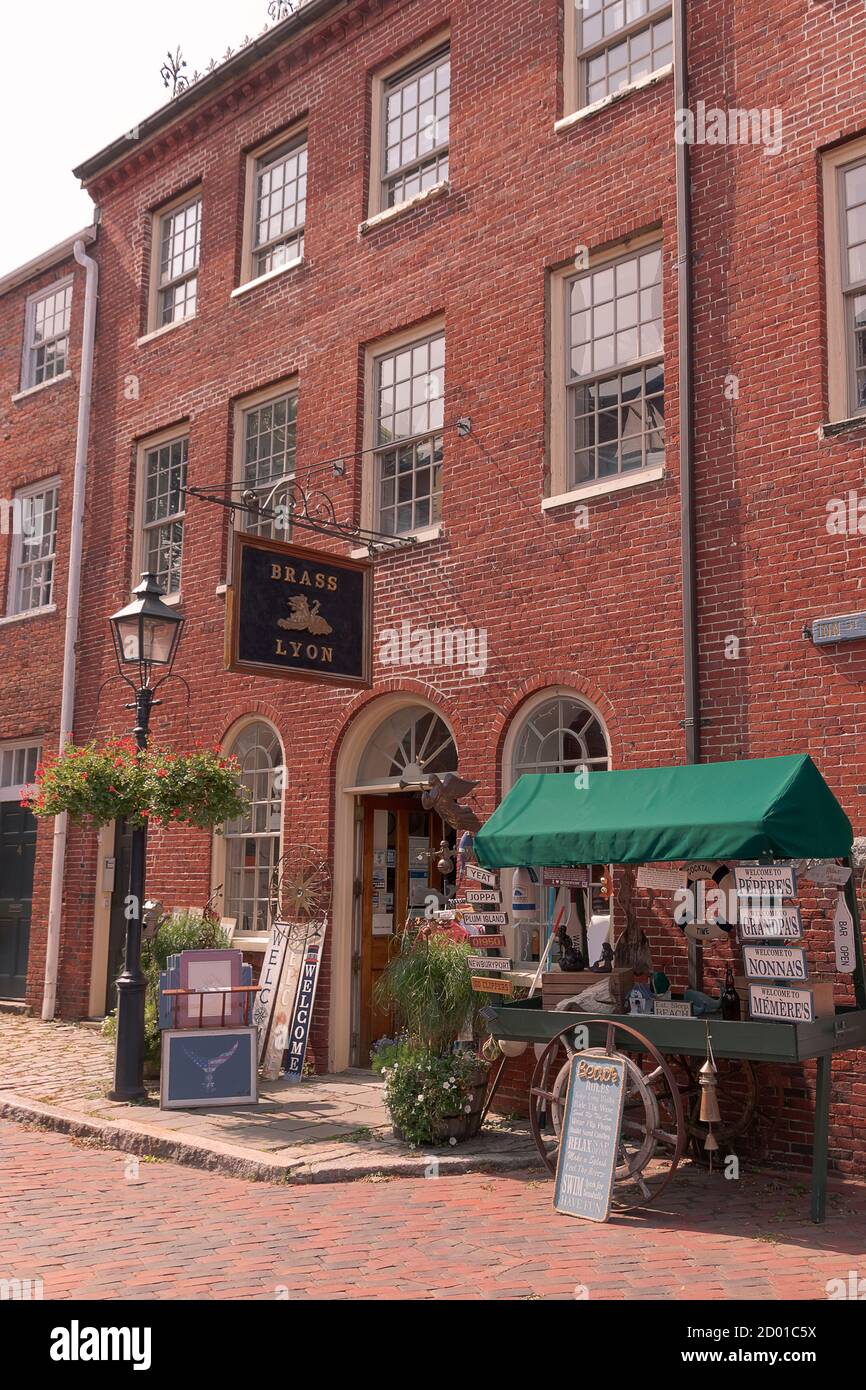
<box><xmin>160</xmin><ymin>1027</ymin><xmax>258</xmax><ymax>1109</ymax></box>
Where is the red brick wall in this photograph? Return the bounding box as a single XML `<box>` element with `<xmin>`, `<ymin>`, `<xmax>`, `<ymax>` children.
<box><xmin>0</xmin><ymin>249</ymin><xmax>91</xmax><ymax>1012</ymax></box>
<box><xmin>3</xmin><ymin>0</ymin><xmax>865</xmax><ymax>1170</ymax></box>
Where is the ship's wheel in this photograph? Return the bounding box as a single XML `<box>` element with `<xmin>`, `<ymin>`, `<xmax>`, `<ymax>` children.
<box><xmin>269</xmin><ymin>845</ymin><xmax>331</xmax><ymax>947</ymax></box>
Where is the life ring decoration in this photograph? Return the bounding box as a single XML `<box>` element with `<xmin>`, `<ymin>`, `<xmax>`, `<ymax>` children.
<box><xmin>676</xmin><ymin>861</ymin><xmax>737</xmax><ymax>944</ymax></box>
<box><xmin>529</xmin><ymin>1017</ymin><xmax>686</xmax><ymax>1213</ymax></box>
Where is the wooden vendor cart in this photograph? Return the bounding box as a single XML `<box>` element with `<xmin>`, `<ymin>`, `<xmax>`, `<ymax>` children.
<box><xmin>474</xmin><ymin>755</ymin><xmax>866</xmax><ymax>1223</ymax></box>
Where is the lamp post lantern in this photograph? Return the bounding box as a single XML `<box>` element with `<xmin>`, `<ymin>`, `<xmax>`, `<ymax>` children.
<box><xmin>107</xmin><ymin>573</ymin><xmax>184</xmax><ymax>1101</ymax></box>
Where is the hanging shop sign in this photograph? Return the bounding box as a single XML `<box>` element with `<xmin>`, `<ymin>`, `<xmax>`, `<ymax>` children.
<box><xmin>742</xmin><ymin>944</ymin><xmax>809</xmax><ymax>982</ymax></box>
<box><xmin>226</xmin><ymin>535</ymin><xmax>372</xmax><ymax>687</ymax></box>
<box><xmin>734</xmin><ymin>864</ymin><xmax>797</xmax><ymax>899</ymax></box>
<box><xmin>810</xmin><ymin>611</ymin><xmax>866</xmax><ymax>646</ymax></box>
<box><xmin>738</xmin><ymin>906</ymin><xmax>803</xmax><ymax>940</ymax></box>
<box><xmin>284</xmin><ymin>919</ymin><xmax>328</xmax><ymax>1082</ymax></box>
<box><xmin>465</xmin><ymin>863</ymin><xmax>498</xmax><ymax>887</ymax></box>
<box><xmin>553</xmin><ymin>1053</ymin><xmax>626</xmax><ymax>1223</ymax></box>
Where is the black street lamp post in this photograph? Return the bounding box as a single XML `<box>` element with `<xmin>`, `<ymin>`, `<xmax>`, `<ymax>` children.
<box><xmin>107</xmin><ymin>573</ymin><xmax>184</xmax><ymax>1102</ymax></box>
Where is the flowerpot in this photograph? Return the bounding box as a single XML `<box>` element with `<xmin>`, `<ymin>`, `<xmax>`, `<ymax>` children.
<box><xmin>432</xmin><ymin>1068</ymin><xmax>488</xmax><ymax>1144</ymax></box>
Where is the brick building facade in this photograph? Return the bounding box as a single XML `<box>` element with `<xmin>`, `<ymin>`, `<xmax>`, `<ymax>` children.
<box><xmin>2</xmin><ymin>0</ymin><xmax>866</xmax><ymax>1174</ymax></box>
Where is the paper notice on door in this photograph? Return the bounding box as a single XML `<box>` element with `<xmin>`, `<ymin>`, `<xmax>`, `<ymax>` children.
<box><xmin>372</xmin><ymin>913</ymin><xmax>393</xmax><ymax>936</ymax></box>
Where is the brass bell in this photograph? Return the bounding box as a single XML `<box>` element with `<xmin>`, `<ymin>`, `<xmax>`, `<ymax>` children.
<box><xmin>698</xmin><ymin>1057</ymin><xmax>722</xmax><ymax>1125</ymax></box>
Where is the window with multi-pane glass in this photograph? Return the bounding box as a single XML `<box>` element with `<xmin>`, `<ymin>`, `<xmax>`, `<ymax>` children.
<box><xmin>142</xmin><ymin>436</ymin><xmax>187</xmax><ymax>594</ymax></box>
<box><xmin>374</xmin><ymin>333</ymin><xmax>444</xmax><ymax>536</ymax></box>
<box><xmin>253</xmin><ymin>139</ymin><xmax>306</xmax><ymax>277</ymax></box>
<box><xmin>509</xmin><ymin>696</ymin><xmax>610</xmax><ymax>968</ymax></box>
<box><xmin>240</xmin><ymin>392</ymin><xmax>297</xmax><ymax>538</ymax></box>
<box><xmin>382</xmin><ymin>49</ymin><xmax>450</xmax><ymax>208</ymax></box>
<box><xmin>223</xmin><ymin>722</ymin><xmax>282</xmax><ymax>935</ymax></box>
<box><xmin>0</xmin><ymin>743</ymin><xmax>40</xmax><ymax>801</ymax></box>
<box><xmin>156</xmin><ymin>197</ymin><xmax>201</xmax><ymax>326</ymax></box>
<box><xmin>8</xmin><ymin>484</ymin><xmax>59</xmax><ymax>615</ymax></box>
<box><xmin>26</xmin><ymin>283</ymin><xmax>72</xmax><ymax>388</ymax></box>
<box><xmin>577</xmin><ymin>0</ymin><xmax>672</xmax><ymax>107</ymax></box>
<box><xmin>840</xmin><ymin>157</ymin><xmax>866</xmax><ymax>413</ymax></box>
<box><xmin>566</xmin><ymin>247</ymin><xmax>664</xmax><ymax>487</ymax></box>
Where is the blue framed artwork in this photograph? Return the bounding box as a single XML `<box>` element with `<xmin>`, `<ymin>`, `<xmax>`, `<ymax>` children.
<box><xmin>160</xmin><ymin>1026</ymin><xmax>258</xmax><ymax>1109</ymax></box>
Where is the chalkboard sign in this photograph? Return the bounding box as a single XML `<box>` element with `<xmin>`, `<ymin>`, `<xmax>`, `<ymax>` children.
<box><xmin>554</xmin><ymin>1051</ymin><xmax>626</xmax><ymax>1222</ymax></box>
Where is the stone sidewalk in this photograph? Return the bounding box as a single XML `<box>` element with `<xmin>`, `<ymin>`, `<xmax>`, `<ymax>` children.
<box><xmin>0</xmin><ymin>1013</ymin><xmax>538</xmax><ymax>1183</ymax></box>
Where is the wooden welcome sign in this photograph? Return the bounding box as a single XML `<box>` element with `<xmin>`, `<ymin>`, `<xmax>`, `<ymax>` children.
<box><xmin>554</xmin><ymin>1052</ymin><xmax>626</xmax><ymax>1222</ymax></box>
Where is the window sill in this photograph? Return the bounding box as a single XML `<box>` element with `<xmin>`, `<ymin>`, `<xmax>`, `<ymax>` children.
<box><xmin>819</xmin><ymin>414</ymin><xmax>866</xmax><ymax>439</ymax></box>
<box><xmin>230</xmin><ymin>934</ymin><xmax>269</xmax><ymax>953</ymax></box>
<box><xmin>359</xmin><ymin>180</ymin><xmax>450</xmax><ymax>236</ymax></box>
<box><xmin>543</xmin><ymin>464</ymin><xmax>666</xmax><ymax>509</ymax></box>
<box><xmin>136</xmin><ymin>316</ymin><xmax>196</xmax><ymax>348</ymax></box>
<box><xmin>556</xmin><ymin>64</ymin><xmax>674</xmax><ymax>133</ymax></box>
<box><xmin>231</xmin><ymin>257</ymin><xmax>304</xmax><ymax>300</ymax></box>
<box><xmin>349</xmin><ymin>522</ymin><xmax>443</xmax><ymax>559</ymax></box>
<box><xmin>11</xmin><ymin>372</ymin><xmax>72</xmax><ymax>403</ymax></box>
<box><xmin>0</xmin><ymin>604</ymin><xmax>57</xmax><ymax>627</ymax></box>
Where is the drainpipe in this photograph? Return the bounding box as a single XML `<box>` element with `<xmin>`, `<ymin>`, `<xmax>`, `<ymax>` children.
<box><xmin>41</xmin><ymin>237</ymin><xmax>98</xmax><ymax>1021</ymax></box>
<box><xmin>673</xmin><ymin>0</ymin><xmax>699</xmax><ymax>768</ymax></box>
<box><xmin>673</xmin><ymin>2</ymin><xmax>703</xmax><ymax>993</ymax></box>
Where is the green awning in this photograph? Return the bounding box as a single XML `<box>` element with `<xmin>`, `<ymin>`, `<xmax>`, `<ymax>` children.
<box><xmin>474</xmin><ymin>755</ymin><xmax>852</xmax><ymax>868</ymax></box>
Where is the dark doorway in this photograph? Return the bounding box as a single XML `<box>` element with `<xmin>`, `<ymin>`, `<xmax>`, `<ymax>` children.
<box><xmin>0</xmin><ymin>802</ymin><xmax>37</xmax><ymax>998</ymax></box>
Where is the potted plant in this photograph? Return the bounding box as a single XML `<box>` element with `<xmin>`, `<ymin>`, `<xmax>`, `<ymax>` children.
<box><xmin>373</xmin><ymin>923</ymin><xmax>489</xmax><ymax>1147</ymax></box>
<box><xmin>23</xmin><ymin>738</ymin><xmax>248</xmax><ymax>829</ymax></box>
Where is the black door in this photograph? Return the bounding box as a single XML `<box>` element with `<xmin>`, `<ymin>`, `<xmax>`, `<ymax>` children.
<box><xmin>0</xmin><ymin>803</ymin><xmax>37</xmax><ymax>998</ymax></box>
<box><xmin>105</xmin><ymin>819</ymin><xmax>134</xmax><ymax>1015</ymax></box>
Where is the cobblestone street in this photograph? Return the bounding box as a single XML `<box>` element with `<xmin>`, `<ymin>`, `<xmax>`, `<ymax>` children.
<box><xmin>2</xmin><ymin>1117</ymin><xmax>865</xmax><ymax>1300</ymax></box>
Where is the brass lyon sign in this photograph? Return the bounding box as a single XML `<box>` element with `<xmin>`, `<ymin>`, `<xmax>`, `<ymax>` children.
<box><xmin>226</xmin><ymin>536</ymin><xmax>372</xmax><ymax>687</ymax></box>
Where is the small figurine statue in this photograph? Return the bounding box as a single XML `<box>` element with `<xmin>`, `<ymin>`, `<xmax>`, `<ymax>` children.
<box><xmin>557</xmin><ymin>922</ymin><xmax>585</xmax><ymax>972</ymax></box>
<box><xmin>590</xmin><ymin>942</ymin><xmax>614</xmax><ymax>973</ymax></box>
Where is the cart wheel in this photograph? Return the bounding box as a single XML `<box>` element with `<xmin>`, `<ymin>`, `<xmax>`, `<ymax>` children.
<box><xmin>529</xmin><ymin>1018</ymin><xmax>686</xmax><ymax>1213</ymax></box>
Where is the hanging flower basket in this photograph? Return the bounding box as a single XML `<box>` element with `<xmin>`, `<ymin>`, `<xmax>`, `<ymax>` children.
<box><xmin>22</xmin><ymin>739</ymin><xmax>248</xmax><ymax>830</ymax></box>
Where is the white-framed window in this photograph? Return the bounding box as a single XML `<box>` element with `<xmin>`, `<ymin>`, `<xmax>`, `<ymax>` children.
<box><xmin>6</xmin><ymin>479</ymin><xmax>60</xmax><ymax>616</ymax></box>
<box><xmin>368</xmin><ymin>32</ymin><xmax>450</xmax><ymax>217</ymax></box>
<box><xmin>381</xmin><ymin>48</ymin><xmax>450</xmax><ymax>209</ymax></box>
<box><xmin>504</xmin><ymin>692</ymin><xmax>610</xmax><ymax>970</ymax></box>
<box><xmin>371</xmin><ymin>329</ymin><xmax>445</xmax><ymax>537</ymax></box>
<box><xmin>565</xmin><ymin>0</ymin><xmax>672</xmax><ymax>114</ymax></box>
<box><xmin>0</xmin><ymin>741</ymin><xmax>41</xmax><ymax>802</ymax></box>
<box><xmin>253</xmin><ymin>137</ymin><xmax>307</xmax><ymax>277</ymax></box>
<box><xmin>222</xmin><ymin>722</ymin><xmax>283</xmax><ymax>935</ymax></box>
<box><xmin>550</xmin><ymin>242</ymin><xmax>664</xmax><ymax>496</ymax></box>
<box><xmin>234</xmin><ymin>382</ymin><xmax>298</xmax><ymax>539</ymax></box>
<box><xmin>22</xmin><ymin>280</ymin><xmax>72</xmax><ymax>390</ymax></box>
<box><xmin>149</xmin><ymin>193</ymin><xmax>202</xmax><ymax>330</ymax></box>
<box><xmin>136</xmin><ymin>431</ymin><xmax>188</xmax><ymax>596</ymax></box>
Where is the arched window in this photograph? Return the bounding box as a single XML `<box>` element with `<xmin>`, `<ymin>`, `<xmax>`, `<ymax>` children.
<box><xmin>222</xmin><ymin>721</ymin><xmax>282</xmax><ymax>935</ymax></box>
<box><xmin>355</xmin><ymin>706</ymin><xmax>457</xmax><ymax>789</ymax></box>
<box><xmin>507</xmin><ymin>693</ymin><xmax>610</xmax><ymax>970</ymax></box>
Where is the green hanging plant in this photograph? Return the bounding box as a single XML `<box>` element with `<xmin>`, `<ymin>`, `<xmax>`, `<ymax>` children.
<box><xmin>23</xmin><ymin>739</ymin><xmax>248</xmax><ymax>830</ymax></box>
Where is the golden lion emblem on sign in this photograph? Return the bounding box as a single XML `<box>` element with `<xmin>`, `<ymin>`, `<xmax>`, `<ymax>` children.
<box><xmin>277</xmin><ymin>596</ymin><xmax>333</xmax><ymax>636</ymax></box>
